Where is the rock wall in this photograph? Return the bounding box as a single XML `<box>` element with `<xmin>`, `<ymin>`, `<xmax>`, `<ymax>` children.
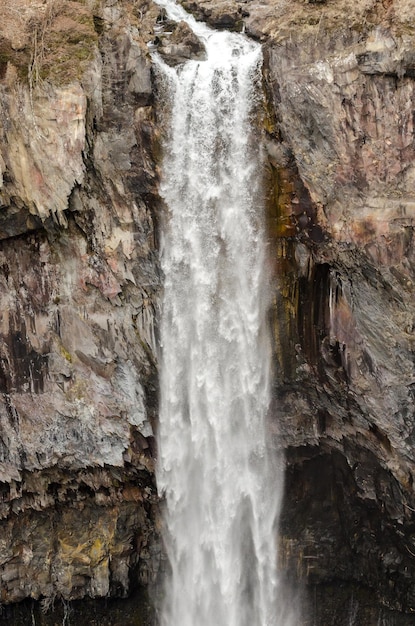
<box><xmin>257</xmin><ymin>0</ymin><xmax>415</xmax><ymax>621</ymax></box>
<box><xmin>1</xmin><ymin>0</ymin><xmax>415</xmax><ymax>623</ymax></box>
<box><xmin>0</xmin><ymin>0</ymin><xmax>162</xmax><ymax>615</ymax></box>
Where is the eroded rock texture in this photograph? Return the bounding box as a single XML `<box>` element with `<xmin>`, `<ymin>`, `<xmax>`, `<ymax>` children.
<box><xmin>1</xmin><ymin>0</ymin><xmax>415</xmax><ymax>623</ymax></box>
<box><xmin>0</xmin><ymin>0</ymin><xmax>162</xmax><ymax>616</ymax></box>
<box><xmin>257</xmin><ymin>0</ymin><xmax>415</xmax><ymax>622</ymax></box>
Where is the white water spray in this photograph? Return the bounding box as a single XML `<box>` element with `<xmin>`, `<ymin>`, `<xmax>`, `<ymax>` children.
<box><xmin>154</xmin><ymin>4</ymin><xmax>297</xmax><ymax>624</ymax></box>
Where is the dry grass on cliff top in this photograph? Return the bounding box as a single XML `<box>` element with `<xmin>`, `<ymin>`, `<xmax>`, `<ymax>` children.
<box><xmin>0</xmin><ymin>0</ymin><xmax>97</xmax><ymax>84</ymax></box>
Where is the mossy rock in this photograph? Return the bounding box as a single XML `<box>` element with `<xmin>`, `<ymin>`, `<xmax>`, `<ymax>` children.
<box><xmin>0</xmin><ymin>0</ymin><xmax>99</xmax><ymax>86</ymax></box>
<box><xmin>0</xmin><ymin>36</ymin><xmax>30</xmax><ymax>81</ymax></box>
<box><xmin>29</xmin><ymin>1</ymin><xmax>98</xmax><ymax>85</ymax></box>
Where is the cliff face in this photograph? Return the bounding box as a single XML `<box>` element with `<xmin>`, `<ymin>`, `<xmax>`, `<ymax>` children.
<box><xmin>1</xmin><ymin>0</ymin><xmax>415</xmax><ymax>623</ymax></box>
<box><xmin>258</xmin><ymin>0</ymin><xmax>415</xmax><ymax>620</ymax></box>
<box><xmin>0</xmin><ymin>0</ymin><xmax>161</xmax><ymax>613</ymax></box>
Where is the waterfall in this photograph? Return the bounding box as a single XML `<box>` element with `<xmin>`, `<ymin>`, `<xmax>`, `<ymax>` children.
<box><xmin>154</xmin><ymin>4</ymin><xmax>297</xmax><ymax>624</ymax></box>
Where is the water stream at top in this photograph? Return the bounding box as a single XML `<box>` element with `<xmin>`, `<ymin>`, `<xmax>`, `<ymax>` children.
<box><xmin>153</xmin><ymin>4</ymin><xmax>298</xmax><ymax>624</ymax></box>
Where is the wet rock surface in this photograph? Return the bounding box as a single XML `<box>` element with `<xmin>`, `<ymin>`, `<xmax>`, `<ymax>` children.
<box><xmin>154</xmin><ymin>18</ymin><xmax>207</xmax><ymax>65</ymax></box>
<box><xmin>0</xmin><ymin>593</ymin><xmax>154</xmax><ymax>625</ymax></box>
<box><xmin>255</xmin><ymin>0</ymin><xmax>415</xmax><ymax>621</ymax></box>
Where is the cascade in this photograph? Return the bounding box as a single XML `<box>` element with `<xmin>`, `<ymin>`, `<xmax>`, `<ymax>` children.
<box><xmin>153</xmin><ymin>4</ymin><xmax>298</xmax><ymax>624</ymax></box>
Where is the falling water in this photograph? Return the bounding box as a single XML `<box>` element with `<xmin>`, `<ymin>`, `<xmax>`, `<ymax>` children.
<box><xmin>154</xmin><ymin>4</ymin><xmax>296</xmax><ymax>624</ymax></box>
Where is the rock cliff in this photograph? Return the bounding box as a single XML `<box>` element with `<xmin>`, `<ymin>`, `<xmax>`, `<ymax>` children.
<box><xmin>1</xmin><ymin>0</ymin><xmax>415</xmax><ymax>624</ymax></box>
<box><xmin>257</xmin><ymin>0</ymin><xmax>415</xmax><ymax>622</ymax></box>
<box><xmin>0</xmin><ymin>0</ymin><xmax>161</xmax><ymax>620</ymax></box>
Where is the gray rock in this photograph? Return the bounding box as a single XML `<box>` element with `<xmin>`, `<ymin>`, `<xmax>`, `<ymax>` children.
<box><xmin>157</xmin><ymin>20</ymin><xmax>207</xmax><ymax>65</ymax></box>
